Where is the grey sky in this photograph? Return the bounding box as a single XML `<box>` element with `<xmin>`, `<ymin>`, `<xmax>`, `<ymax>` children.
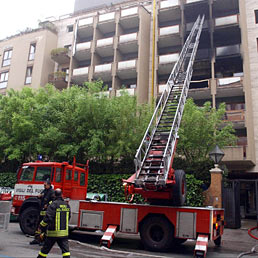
<box><xmin>0</xmin><ymin>0</ymin><xmax>75</xmax><ymax>40</ymax></box>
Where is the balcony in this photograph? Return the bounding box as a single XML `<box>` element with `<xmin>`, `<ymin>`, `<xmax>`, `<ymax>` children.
<box><xmin>120</xmin><ymin>7</ymin><xmax>139</xmax><ymax>30</ymax></box>
<box><xmin>159</xmin><ymin>0</ymin><xmax>180</xmax><ymax>23</ymax></box>
<box><xmin>117</xmin><ymin>60</ymin><xmax>137</xmax><ymax>80</ymax></box>
<box><xmin>224</xmin><ymin>109</ymin><xmax>245</xmax><ymax>129</ymax></box>
<box><xmin>72</xmin><ymin>67</ymin><xmax>89</xmax><ymax>85</ymax></box>
<box><xmin>74</xmin><ymin>42</ymin><xmax>91</xmax><ymax>61</ymax></box>
<box><xmin>213</xmin><ymin>0</ymin><xmax>239</xmax><ymax>16</ymax></box>
<box><xmin>216</xmin><ymin>44</ymin><xmax>241</xmax><ymax>58</ymax></box>
<box><xmin>158</xmin><ymin>84</ymin><xmax>168</xmax><ymax>94</ymax></box>
<box><xmin>118</xmin><ymin>33</ymin><xmax>138</xmax><ymax>54</ymax></box>
<box><xmin>98</xmin><ymin>12</ymin><xmax>116</xmax><ymax>34</ymax></box>
<box><xmin>188</xmin><ymin>80</ymin><xmax>211</xmax><ymax>100</ymax></box>
<box><xmin>93</xmin><ymin>63</ymin><xmax>112</xmax><ymax>81</ymax></box>
<box><xmin>186</xmin><ymin>20</ymin><xmax>209</xmax><ymax>32</ymax></box>
<box><xmin>158</xmin><ymin>53</ymin><xmax>179</xmax><ymax>75</ymax></box>
<box><xmin>222</xmin><ymin>146</ymin><xmax>255</xmax><ymax>169</ymax></box>
<box><xmin>116</xmin><ymin>88</ymin><xmax>135</xmax><ymax>97</ymax></box>
<box><xmin>95</xmin><ymin>37</ymin><xmax>114</xmax><ymax>57</ymax></box>
<box><xmin>216</xmin><ymin>76</ymin><xmax>244</xmax><ymax>98</ymax></box>
<box><xmin>77</xmin><ymin>17</ymin><xmax>94</xmax><ymax>39</ymax></box>
<box><xmin>215</xmin><ymin>14</ymin><xmax>239</xmax><ymax>27</ymax></box>
<box><xmin>48</xmin><ymin>72</ymin><xmax>68</xmax><ymax>90</ymax></box>
<box><xmin>51</xmin><ymin>48</ymin><xmax>70</xmax><ymax>65</ymax></box>
<box><xmin>158</xmin><ymin>25</ymin><xmax>181</xmax><ymax>48</ymax></box>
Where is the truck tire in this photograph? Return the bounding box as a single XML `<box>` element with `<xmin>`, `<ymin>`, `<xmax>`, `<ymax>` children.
<box><xmin>140</xmin><ymin>216</ymin><xmax>174</xmax><ymax>252</ymax></box>
<box><xmin>19</xmin><ymin>206</ymin><xmax>40</xmax><ymax>235</ymax></box>
<box><xmin>172</xmin><ymin>170</ymin><xmax>186</xmax><ymax>206</ymax></box>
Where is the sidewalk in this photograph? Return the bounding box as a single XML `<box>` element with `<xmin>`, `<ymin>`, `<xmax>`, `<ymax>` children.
<box><xmin>219</xmin><ymin>219</ymin><xmax>258</xmax><ymax>255</ymax></box>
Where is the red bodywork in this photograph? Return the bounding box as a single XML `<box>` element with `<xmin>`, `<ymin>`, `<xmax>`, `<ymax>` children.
<box><xmin>78</xmin><ymin>201</ymin><xmax>224</xmax><ymax>241</ymax></box>
<box><xmin>12</xmin><ymin>160</ymin><xmax>89</xmax><ymax>215</ymax></box>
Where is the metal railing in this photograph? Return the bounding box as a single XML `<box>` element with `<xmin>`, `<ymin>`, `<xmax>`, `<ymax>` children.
<box><xmin>134</xmin><ymin>15</ymin><xmax>205</xmax><ymax>181</ymax></box>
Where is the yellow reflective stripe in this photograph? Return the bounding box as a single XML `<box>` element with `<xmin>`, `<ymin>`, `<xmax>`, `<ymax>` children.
<box><xmin>47</xmin><ymin>229</ymin><xmax>68</xmax><ymax>237</ymax></box>
<box><xmin>40</xmin><ymin>211</ymin><xmax>46</xmax><ymax>216</ymax></box>
<box><xmin>66</xmin><ymin>210</ymin><xmax>69</xmax><ymax>232</ymax></box>
<box><xmin>62</xmin><ymin>252</ymin><xmax>70</xmax><ymax>257</ymax></box>
<box><xmin>39</xmin><ymin>251</ymin><xmax>48</xmax><ymax>257</ymax></box>
<box><xmin>40</xmin><ymin>220</ymin><xmax>48</xmax><ymax>227</ymax></box>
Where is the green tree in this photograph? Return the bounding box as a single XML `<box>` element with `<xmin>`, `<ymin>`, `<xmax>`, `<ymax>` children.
<box><xmin>177</xmin><ymin>98</ymin><xmax>236</xmax><ymax>164</ymax></box>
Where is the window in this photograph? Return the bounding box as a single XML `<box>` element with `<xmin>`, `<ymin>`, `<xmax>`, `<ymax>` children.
<box><xmin>55</xmin><ymin>168</ymin><xmax>62</xmax><ymax>183</ymax></box>
<box><xmin>80</xmin><ymin>172</ymin><xmax>85</xmax><ymax>186</ymax></box>
<box><xmin>2</xmin><ymin>49</ymin><xmax>12</xmax><ymax>67</ymax></box>
<box><xmin>255</xmin><ymin>10</ymin><xmax>258</xmax><ymax>24</ymax></box>
<box><xmin>0</xmin><ymin>71</ymin><xmax>9</xmax><ymax>89</ymax></box>
<box><xmin>74</xmin><ymin>171</ymin><xmax>78</xmax><ymax>181</ymax></box>
<box><xmin>35</xmin><ymin>167</ymin><xmax>52</xmax><ymax>182</ymax></box>
<box><xmin>67</xmin><ymin>25</ymin><xmax>73</xmax><ymax>32</ymax></box>
<box><xmin>20</xmin><ymin>166</ymin><xmax>35</xmax><ymax>181</ymax></box>
<box><xmin>28</xmin><ymin>43</ymin><xmax>36</xmax><ymax>61</ymax></box>
<box><xmin>25</xmin><ymin>66</ymin><xmax>33</xmax><ymax>84</ymax></box>
<box><xmin>66</xmin><ymin>169</ymin><xmax>72</xmax><ymax>180</ymax></box>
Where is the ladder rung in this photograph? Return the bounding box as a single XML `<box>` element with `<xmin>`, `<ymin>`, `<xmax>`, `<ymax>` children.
<box><xmin>142</xmin><ymin>166</ymin><xmax>164</xmax><ymax>170</ymax></box>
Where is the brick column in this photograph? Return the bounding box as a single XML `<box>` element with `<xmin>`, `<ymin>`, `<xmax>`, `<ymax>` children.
<box><xmin>203</xmin><ymin>165</ymin><xmax>223</xmax><ymax>208</ymax></box>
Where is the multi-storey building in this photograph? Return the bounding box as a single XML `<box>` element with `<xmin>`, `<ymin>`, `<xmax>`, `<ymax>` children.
<box><xmin>0</xmin><ymin>24</ymin><xmax>57</xmax><ymax>94</ymax></box>
<box><xmin>1</xmin><ymin>0</ymin><xmax>258</xmax><ymax>219</ymax></box>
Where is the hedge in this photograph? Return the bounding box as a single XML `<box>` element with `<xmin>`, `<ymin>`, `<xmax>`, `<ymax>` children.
<box><xmin>0</xmin><ymin>173</ymin><xmax>204</xmax><ymax>207</ymax></box>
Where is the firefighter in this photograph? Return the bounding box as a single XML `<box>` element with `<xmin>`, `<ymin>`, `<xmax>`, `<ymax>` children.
<box><xmin>37</xmin><ymin>188</ymin><xmax>71</xmax><ymax>258</ymax></box>
<box><xmin>30</xmin><ymin>179</ymin><xmax>55</xmax><ymax>245</ymax></box>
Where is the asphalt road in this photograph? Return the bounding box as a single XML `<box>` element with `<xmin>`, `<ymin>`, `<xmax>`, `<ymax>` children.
<box><xmin>0</xmin><ymin>222</ymin><xmax>258</xmax><ymax>258</ymax></box>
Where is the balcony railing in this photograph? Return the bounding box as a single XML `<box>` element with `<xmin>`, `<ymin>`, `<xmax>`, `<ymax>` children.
<box><xmin>224</xmin><ymin>110</ymin><xmax>245</xmax><ymax>122</ymax></box>
<box><xmin>73</xmin><ymin>67</ymin><xmax>89</xmax><ymax>76</ymax></box>
<box><xmin>215</xmin><ymin>14</ymin><xmax>239</xmax><ymax>27</ymax></box>
<box><xmin>78</xmin><ymin>17</ymin><xmax>93</xmax><ymax>27</ymax></box>
<box><xmin>159</xmin><ymin>53</ymin><xmax>179</xmax><ymax>64</ymax></box>
<box><xmin>186</xmin><ymin>0</ymin><xmax>203</xmax><ymax>4</ymax></box>
<box><xmin>96</xmin><ymin>37</ymin><xmax>114</xmax><ymax>47</ymax></box>
<box><xmin>121</xmin><ymin>7</ymin><xmax>138</xmax><ymax>17</ymax></box>
<box><xmin>76</xmin><ymin>42</ymin><xmax>91</xmax><ymax>51</ymax></box>
<box><xmin>160</xmin><ymin>0</ymin><xmax>179</xmax><ymax>9</ymax></box>
<box><xmin>95</xmin><ymin>63</ymin><xmax>112</xmax><ymax>73</ymax></box>
<box><xmin>119</xmin><ymin>33</ymin><xmax>138</xmax><ymax>44</ymax></box>
<box><xmin>217</xmin><ymin>76</ymin><xmax>242</xmax><ymax>86</ymax></box>
<box><xmin>159</xmin><ymin>25</ymin><xmax>180</xmax><ymax>36</ymax></box>
<box><xmin>118</xmin><ymin>60</ymin><xmax>137</xmax><ymax>70</ymax></box>
<box><xmin>99</xmin><ymin>12</ymin><xmax>115</xmax><ymax>22</ymax></box>
<box><xmin>223</xmin><ymin>146</ymin><xmax>247</xmax><ymax>161</ymax></box>
<box><xmin>48</xmin><ymin>72</ymin><xmax>67</xmax><ymax>90</ymax></box>
<box><xmin>216</xmin><ymin>44</ymin><xmax>240</xmax><ymax>57</ymax></box>
<box><xmin>51</xmin><ymin>48</ymin><xmax>70</xmax><ymax>65</ymax></box>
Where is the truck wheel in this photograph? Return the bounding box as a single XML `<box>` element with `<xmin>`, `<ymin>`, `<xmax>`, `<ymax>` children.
<box><xmin>214</xmin><ymin>236</ymin><xmax>221</xmax><ymax>246</ymax></box>
<box><xmin>19</xmin><ymin>207</ymin><xmax>39</xmax><ymax>235</ymax></box>
<box><xmin>140</xmin><ymin>216</ymin><xmax>174</xmax><ymax>252</ymax></box>
<box><xmin>172</xmin><ymin>170</ymin><xmax>186</xmax><ymax>206</ymax></box>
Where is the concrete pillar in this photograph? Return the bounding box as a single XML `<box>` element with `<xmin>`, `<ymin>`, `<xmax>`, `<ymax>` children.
<box><xmin>203</xmin><ymin>165</ymin><xmax>223</xmax><ymax>208</ymax></box>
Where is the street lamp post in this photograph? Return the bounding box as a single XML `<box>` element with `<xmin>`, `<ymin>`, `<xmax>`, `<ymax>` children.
<box><xmin>205</xmin><ymin>145</ymin><xmax>225</xmax><ymax>208</ymax></box>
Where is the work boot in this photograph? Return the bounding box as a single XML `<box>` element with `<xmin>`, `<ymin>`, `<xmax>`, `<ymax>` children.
<box><xmin>30</xmin><ymin>239</ymin><xmax>40</xmax><ymax>245</ymax></box>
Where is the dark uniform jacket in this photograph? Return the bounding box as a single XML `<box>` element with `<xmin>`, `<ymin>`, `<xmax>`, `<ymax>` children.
<box><xmin>40</xmin><ymin>197</ymin><xmax>71</xmax><ymax>238</ymax></box>
<box><xmin>40</xmin><ymin>187</ymin><xmax>55</xmax><ymax>209</ymax></box>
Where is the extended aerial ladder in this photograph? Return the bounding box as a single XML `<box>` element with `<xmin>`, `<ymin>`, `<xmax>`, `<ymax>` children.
<box><xmin>125</xmin><ymin>15</ymin><xmax>205</xmax><ymax>203</ymax></box>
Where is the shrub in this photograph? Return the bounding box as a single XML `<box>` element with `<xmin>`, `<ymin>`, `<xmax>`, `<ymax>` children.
<box><xmin>0</xmin><ymin>173</ymin><xmax>17</xmax><ymax>188</ymax></box>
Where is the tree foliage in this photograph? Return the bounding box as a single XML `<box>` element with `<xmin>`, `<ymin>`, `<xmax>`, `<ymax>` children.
<box><xmin>177</xmin><ymin>98</ymin><xmax>237</xmax><ymax>164</ymax></box>
<box><xmin>0</xmin><ymin>82</ymin><xmax>152</xmax><ymax>170</ymax></box>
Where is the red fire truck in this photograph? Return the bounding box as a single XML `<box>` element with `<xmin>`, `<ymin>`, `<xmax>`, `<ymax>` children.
<box><xmin>12</xmin><ymin>15</ymin><xmax>224</xmax><ymax>257</ymax></box>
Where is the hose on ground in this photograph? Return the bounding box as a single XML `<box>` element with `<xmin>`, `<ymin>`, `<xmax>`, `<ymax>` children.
<box><xmin>237</xmin><ymin>226</ymin><xmax>258</xmax><ymax>257</ymax></box>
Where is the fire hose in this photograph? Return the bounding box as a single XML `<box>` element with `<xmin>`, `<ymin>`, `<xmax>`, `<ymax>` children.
<box><xmin>237</xmin><ymin>226</ymin><xmax>258</xmax><ymax>258</ymax></box>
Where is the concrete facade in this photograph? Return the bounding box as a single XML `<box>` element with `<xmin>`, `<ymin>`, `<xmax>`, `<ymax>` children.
<box><xmin>0</xmin><ymin>28</ymin><xmax>57</xmax><ymax>93</ymax></box>
<box><xmin>0</xmin><ymin>0</ymin><xmax>258</xmax><ymax>175</ymax></box>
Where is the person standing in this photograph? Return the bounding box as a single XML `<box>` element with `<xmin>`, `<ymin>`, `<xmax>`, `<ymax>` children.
<box><xmin>30</xmin><ymin>179</ymin><xmax>55</xmax><ymax>245</ymax></box>
<box><xmin>37</xmin><ymin>188</ymin><xmax>71</xmax><ymax>258</ymax></box>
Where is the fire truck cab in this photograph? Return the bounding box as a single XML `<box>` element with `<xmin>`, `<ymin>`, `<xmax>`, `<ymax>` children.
<box><xmin>12</xmin><ymin>160</ymin><xmax>89</xmax><ymax>235</ymax></box>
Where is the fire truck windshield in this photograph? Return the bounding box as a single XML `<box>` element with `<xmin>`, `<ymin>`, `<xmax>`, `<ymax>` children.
<box><xmin>20</xmin><ymin>166</ymin><xmax>34</xmax><ymax>181</ymax></box>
